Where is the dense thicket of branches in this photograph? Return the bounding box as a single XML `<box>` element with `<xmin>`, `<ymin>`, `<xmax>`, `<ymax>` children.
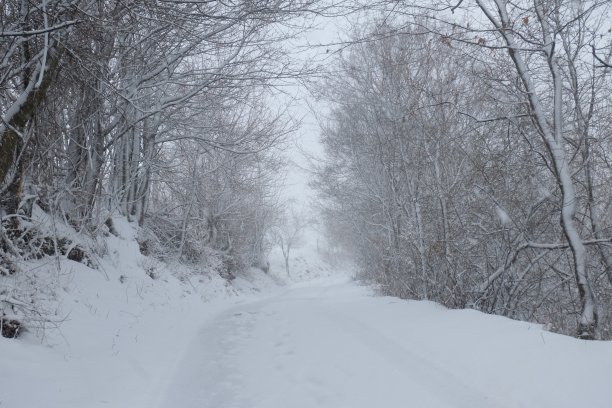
<box><xmin>5</xmin><ymin>0</ymin><xmax>612</xmax><ymax>341</ymax></box>
<box><xmin>315</xmin><ymin>1</ymin><xmax>612</xmax><ymax>339</ymax></box>
<box><xmin>0</xmin><ymin>0</ymin><xmax>316</xmax><ymax>274</ymax></box>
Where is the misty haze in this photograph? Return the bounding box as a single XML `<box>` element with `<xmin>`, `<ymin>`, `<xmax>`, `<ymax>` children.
<box><xmin>1</xmin><ymin>1</ymin><xmax>612</xmax><ymax>407</ymax></box>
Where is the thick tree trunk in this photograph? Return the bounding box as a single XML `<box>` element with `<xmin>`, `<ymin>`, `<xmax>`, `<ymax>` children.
<box><xmin>0</xmin><ymin>45</ymin><xmax>62</xmax><ymax>218</ymax></box>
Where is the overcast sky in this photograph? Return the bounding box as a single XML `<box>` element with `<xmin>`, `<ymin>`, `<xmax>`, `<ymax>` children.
<box><xmin>279</xmin><ymin>15</ymin><xmax>346</xmax><ymax>209</ymax></box>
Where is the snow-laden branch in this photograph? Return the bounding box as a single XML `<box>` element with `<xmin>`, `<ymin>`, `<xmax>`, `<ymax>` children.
<box><xmin>0</xmin><ymin>20</ymin><xmax>79</xmax><ymax>37</ymax></box>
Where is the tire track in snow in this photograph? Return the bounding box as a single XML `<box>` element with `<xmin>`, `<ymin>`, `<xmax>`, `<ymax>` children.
<box><xmin>320</xmin><ymin>305</ymin><xmax>509</xmax><ymax>408</ymax></box>
<box><xmin>158</xmin><ymin>282</ymin><xmax>511</xmax><ymax>408</ymax></box>
<box><xmin>156</xmin><ymin>303</ymin><xmax>264</xmax><ymax>408</ymax></box>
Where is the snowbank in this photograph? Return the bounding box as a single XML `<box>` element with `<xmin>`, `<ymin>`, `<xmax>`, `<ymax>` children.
<box><xmin>0</xmin><ymin>217</ymin><xmax>289</xmax><ymax>408</ymax></box>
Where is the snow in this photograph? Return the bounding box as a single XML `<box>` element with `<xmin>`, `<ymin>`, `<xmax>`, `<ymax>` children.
<box><xmin>0</xmin><ymin>218</ymin><xmax>288</xmax><ymax>408</ymax></box>
<box><xmin>158</xmin><ymin>279</ymin><xmax>612</xmax><ymax>408</ymax></box>
<box><xmin>495</xmin><ymin>205</ymin><xmax>511</xmax><ymax>225</ymax></box>
<box><xmin>2</xmin><ymin>219</ymin><xmax>611</xmax><ymax>408</ymax></box>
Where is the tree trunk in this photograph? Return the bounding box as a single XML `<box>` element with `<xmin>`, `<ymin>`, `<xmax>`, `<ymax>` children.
<box><xmin>476</xmin><ymin>0</ymin><xmax>598</xmax><ymax>338</ymax></box>
<box><xmin>0</xmin><ymin>45</ymin><xmax>62</xmax><ymax>218</ymax></box>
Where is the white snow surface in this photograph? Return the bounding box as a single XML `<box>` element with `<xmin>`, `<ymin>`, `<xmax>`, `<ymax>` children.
<box><xmin>1</xmin><ymin>219</ymin><xmax>611</xmax><ymax>408</ymax></box>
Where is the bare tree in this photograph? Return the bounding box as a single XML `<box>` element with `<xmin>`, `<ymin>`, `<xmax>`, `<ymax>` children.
<box><xmin>272</xmin><ymin>205</ymin><xmax>313</xmax><ymax>276</ymax></box>
<box><xmin>0</xmin><ymin>0</ymin><xmax>328</xmax><ymax>329</ymax></box>
<box><xmin>314</xmin><ymin>2</ymin><xmax>612</xmax><ymax>339</ymax></box>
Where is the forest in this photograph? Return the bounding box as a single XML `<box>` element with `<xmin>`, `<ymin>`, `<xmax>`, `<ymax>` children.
<box><xmin>2</xmin><ymin>0</ymin><xmax>612</xmax><ymax>344</ymax></box>
<box><xmin>0</xmin><ymin>0</ymin><xmax>312</xmax><ymax>331</ymax></box>
<box><xmin>314</xmin><ymin>0</ymin><xmax>612</xmax><ymax>340</ymax></box>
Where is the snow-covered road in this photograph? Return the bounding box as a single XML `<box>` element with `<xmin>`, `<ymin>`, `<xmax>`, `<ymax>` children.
<box><xmin>157</xmin><ymin>278</ymin><xmax>612</xmax><ymax>408</ymax></box>
<box><xmin>3</xmin><ymin>222</ymin><xmax>609</xmax><ymax>408</ymax></box>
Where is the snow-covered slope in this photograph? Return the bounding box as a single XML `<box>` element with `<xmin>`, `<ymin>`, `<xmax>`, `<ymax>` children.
<box><xmin>0</xmin><ymin>218</ymin><xmax>291</xmax><ymax>408</ymax></box>
<box><xmin>1</xmin><ymin>220</ymin><xmax>610</xmax><ymax>408</ymax></box>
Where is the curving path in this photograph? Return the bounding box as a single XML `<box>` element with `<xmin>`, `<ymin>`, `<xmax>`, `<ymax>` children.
<box><xmin>157</xmin><ymin>280</ymin><xmax>518</xmax><ymax>408</ymax></box>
